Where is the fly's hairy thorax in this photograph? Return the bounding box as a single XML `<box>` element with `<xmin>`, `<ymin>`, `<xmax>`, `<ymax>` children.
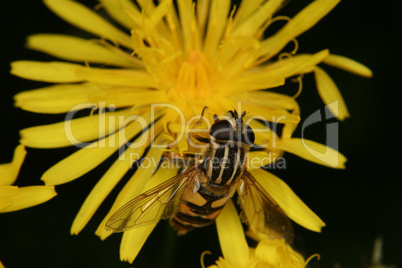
<box><xmin>203</xmin><ymin>140</ymin><xmax>249</xmax><ymax>186</ymax></box>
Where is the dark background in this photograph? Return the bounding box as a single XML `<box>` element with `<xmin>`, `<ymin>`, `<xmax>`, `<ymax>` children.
<box><xmin>0</xmin><ymin>1</ymin><xmax>401</xmax><ymax>267</ymax></box>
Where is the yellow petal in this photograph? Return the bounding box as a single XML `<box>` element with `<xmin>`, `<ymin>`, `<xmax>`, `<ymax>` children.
<box><xmin>145</xmin><ymin>0</ymin><xmax>172</xmax><ymax>32</ymax></box>
<box><xmin>234</xmin><ymin>0</ymin><xmax>264</xmax><ymax>26</ymax></box>
<box><xmin>278</xmin><ymin>138</ymin><xmax>347</xmax><ymax>169</ymax></box>
<box><xmin>0</xmin><ymin>259</ymin><xmax>4</xmax><ymax>268</ymax></box>
<box><xmin>120</xmin><ymin>224</ymin><xmax>158</xmax><ymax>263</ymax></box>
<box><xmin>203</xmin><ymin>0</ymin><xmax>230</xmax><ymax>58</ymax></box>
<box><xmin>231</xmin><ymin>101</ymin><xmax>300</xmax><ymax>124</ymax></box>
<box><xmin>41</xmin><ymin>113</ymin><xmax>157</xmax><ymax>185</ymax></box>
<box><xmin>123</xmin><ymin>6</ymin><xmax>147</xmax><ymax>32</ymax></box>
<box><xmin>88</xmin><ymin>88</ymin><xmax>169</xmax><ymax>108</ymax></box>
<box><xmin>71</xmin><ymin>129</ymin><xmax>153</xmax><ymax>235</ymax></box>
<box><xmin>0</xmin><ymin>186</ymin><xmax>57</xmax><ymax>213</ymax></box>
<box><xmin>251</xmin><ymin>169</ymin><xmax>325</xmax><ymax>232</ymax></box>
<box><xmin>254</xmin><ymin>240</ymin><xmax>281</xmax><ymax>265</ymax></box>
<box><xmin>0</xmin><ymin>186</ymin><xmax>19</xmax><ymax>211</ymax></box>
<box><xmin>226</xmin><ymin>75</ymin><xmax>284</xmax><ymax>93</ymax></box>
<box><xmin>232</xmin><ymin>0</ymin><xmax>283</xmax><ymax>37</ymax></box>
<box><xmin>248</xmin><ymin>151</ymin><xmax>278</xmax><ymax>170</ymax></box>
<box><xmin>196</xmin><ymin>0</ymin><xmax>210</xmax><ymax>37</ymax></box>
<box><xmin>0</xmin><ymin>194</ymin><xmax>14</xmax><ymax>211</ymax></box>
<box><xmin>44</xmin><ymin>0</ymin><xmax>132</xmax><ymax>48</ymax></box>
<box><xmin>177</xmin><ymin>0</ymin><xmax>197</xmax><ymax>51</ymax></box>
<box><xmin>75</xmin><ymin>67</ymin><xmax>158</xmax><ymax>88</ymax></box>
<box><xmin>15</xmin><ymin>83</ymin><xmax>166</xmax><ymax>115</ymax></box>
<box><xmin>237</xmin><ymin>91</ymin><xmax>298</xmax><ymax>111</ymax></box>
<box><xmin>11</xmin><ymin>61</ymin><xmax>85</xmax><ymax>83</ymax></box>
<box><xmin>27</xmin><ymin>34</ymin><xmax>139</xmax><ymax>68</ymax></box>
<box><xmin>323</xmin><ymin>54</ymin><xmax>373</xmax><ymax>77</ymax></box>
<box><xmin>14</xmin><ymin>83</ymin><xmax>98</xmax><ymax>114</ymax></box>
<box><xmin>219</xmin><ymin>44</ymin><xmax>257</xmax><ymax>81</ymax></box>
<box><xmin>255</xmin><ymin>239</ymin><xmax>305</xmax><ymax>267</ymax></box>
<box><xmin>95</xmin><ymin>134</ymin><xmax>167</xmax><ymax>240</ymax></box>
<box><xmin>0</xmin><ymin>145</ymin><xmax>26</xmax><ymax>186</ymax></box>
<box><xmin>0</xmin><ymin>186</ymin><xmax>19</xmax><ymax>198</ymax></box>
<box><xmin>20</xmin><ymin>109</ymin><xmax>135</xmax><ymax>148</ymax></box>
<box><xmin>119</xmin><ymin>165</ymin><xmax>178</xmax><ymax>263</ymax></box>
<box><xmin>260</xmin><ymin>0</ymin><xmax>339</xmax><ymax>59</ymax></box>
<box><xmin>216</xmin><ymin>199</ymin><xmax>249</xmax><ymax>268</ymax></box>
<box><xmin>314</xmin><ymin>66</ymin><xmax>350</xmax><ymax>120</ymax></box>
<box><xmin>258</xmin><ymin>50</ymin><xmax>330</xmax><ymax>78</ymax></box>
<box><xmin>99</xmin><ymin>0</ymin><xmax>139</xmax><ymax>30</ymax></box>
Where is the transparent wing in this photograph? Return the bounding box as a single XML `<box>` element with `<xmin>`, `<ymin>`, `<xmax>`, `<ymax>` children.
<box><xmin>237</xmin><ymin>171</ymin><xmax>294</xmax><ymax>243</ymax></box>
<box><xmin>106</xmin><ymin>166</ymin><xmax>201</xmax><ymax>233</ymax></box>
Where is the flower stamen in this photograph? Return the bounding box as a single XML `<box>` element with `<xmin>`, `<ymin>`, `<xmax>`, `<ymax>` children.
<box><xmin>200</xmin><ymin>250</ymin><xmax>212</xmax><ymax>268</ymax></box>
<box><xmin>175</xmin><ymin>50</ymin><xmax>213</xmax><ymax>103</ymax></box>
<box><xmin>292</xmin><ymin>75</ymin><xmax>304</xmax><ymax>99</ymax></box>
<box><xmin>305</xmin><ymin>253</ymin><xmax>321</xmax><ymax>266</ymax></box>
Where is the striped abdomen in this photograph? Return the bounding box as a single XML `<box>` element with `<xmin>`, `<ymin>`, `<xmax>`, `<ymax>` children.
<box><xmin>170</xmin><ymin>177</ymin><xmax>238</xmax><ymax>235</ymax></box>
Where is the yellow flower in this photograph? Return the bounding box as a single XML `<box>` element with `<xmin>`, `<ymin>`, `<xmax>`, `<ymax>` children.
<box><xmin>207</xmin><ymin>199</ymin><xmax>315</xmax><ymax>268</ymax></box>
<box><xmin>0</xmin><ymin>145</ymin><xmax>57</xmax><ymax>213</ymax></box>
<box><xmin>0</xmin><ymin>145</ymin><xmax>56</xmax><ymax>267</ymax></box>
<box><xmin>9</xmin><ymin>0</ymin><xmax>371</xmax><ymax>264</ymax></box>
<box><xmin>207</xmin><ymin>241</ymin><xmax>307</xmax><ymax>268</ymax></box>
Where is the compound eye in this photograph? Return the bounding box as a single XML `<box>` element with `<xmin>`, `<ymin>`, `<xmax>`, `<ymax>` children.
<box><xmin>243</xmin><ymin>124</ymin><xmax>255</xmax><ymax>145</ymax></box>
<box><xmin>209</xmin><ymin>120</ymin><xmax>234</xmax><ymax>141</ymax></box>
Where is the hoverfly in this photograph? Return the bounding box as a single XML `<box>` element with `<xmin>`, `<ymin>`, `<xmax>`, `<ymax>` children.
<box><xmin>106</xmin><ymin>109</ymin><xmax>293</xmax><ymax>242</ymax></box>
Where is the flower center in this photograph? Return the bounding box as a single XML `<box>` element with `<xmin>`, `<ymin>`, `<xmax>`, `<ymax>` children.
<box><xmin>173</xmin><ymin>50</ymin><xmax>213</xmax><ymax>105</ymax></box>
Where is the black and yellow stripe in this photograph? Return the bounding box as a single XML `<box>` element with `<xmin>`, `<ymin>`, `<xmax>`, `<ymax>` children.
<box><xmin>203</xmin><ymin>139</ymin><xmax>247</xmax><ymax>186</ymax></box>
<box><xmin>170</xmin><ymin>110</ymin><xmax>252</xmax><ymax>235</ymax></box>
<box><xmin>170</xmin><ymin>179</ymin><xmax>235</xmax><ymax>235</ymax></box>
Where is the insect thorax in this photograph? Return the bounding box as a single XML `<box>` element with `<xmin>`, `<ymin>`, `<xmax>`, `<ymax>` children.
<box><xmin>202</xmin><ymin>140</ymin><xmax>248</xmax><ymax>186</ymax></box>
